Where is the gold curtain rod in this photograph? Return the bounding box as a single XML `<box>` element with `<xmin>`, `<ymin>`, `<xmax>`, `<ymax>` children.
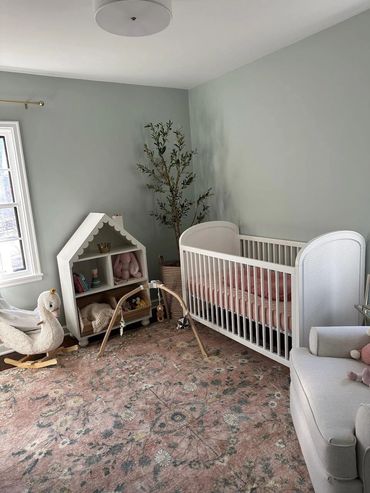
<box><xmin>0</xmin><ymin>98</ymin><xmax>45</xmax><ymax>109</ymax></box>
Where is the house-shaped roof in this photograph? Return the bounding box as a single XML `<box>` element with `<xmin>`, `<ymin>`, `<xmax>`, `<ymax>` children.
<box><xmin>57</xmin><ymin>213</ymin><xmax>144</xmax><ymax>264</ymax></box>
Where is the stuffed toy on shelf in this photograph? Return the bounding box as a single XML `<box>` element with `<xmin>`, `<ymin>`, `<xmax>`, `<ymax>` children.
<box><xmin>113</xmin><ymin>252</ymin><xmax>142</xmax><ymax>282</ymax></box>
<box><xmin>80</xmin><ymin>303</ymin><xmax>115</xmax><ymax>334</ymax></box>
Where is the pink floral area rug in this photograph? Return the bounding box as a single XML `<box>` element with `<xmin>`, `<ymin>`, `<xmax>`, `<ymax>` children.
<box><xmin>0</xmin><ymin>321</ymin><xmax>312</xmax><ymax>493</ymax></box>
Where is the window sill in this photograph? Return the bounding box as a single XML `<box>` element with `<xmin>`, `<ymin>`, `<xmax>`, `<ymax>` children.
<box><xmin>0</xmin><ymin>272</ymin><xmax>44</xmax><ymax>289</ymax></box>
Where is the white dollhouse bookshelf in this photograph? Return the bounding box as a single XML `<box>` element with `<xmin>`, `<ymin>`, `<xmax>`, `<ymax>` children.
<box><xmin>57</xmin><ymin>213</ymin><xmax>151</xmax><ymax>346</ymax></box>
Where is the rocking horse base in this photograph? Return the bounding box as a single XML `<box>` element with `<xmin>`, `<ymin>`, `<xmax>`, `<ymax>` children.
<box><xmin>3</xmin><ymin>344</ymin><xmax>79</xmax><ymax>369</ymax></box>
<box><xmin>4</xmin><ymin>357</ymin><xmax>58</xmax><ymax>369</ymax></box>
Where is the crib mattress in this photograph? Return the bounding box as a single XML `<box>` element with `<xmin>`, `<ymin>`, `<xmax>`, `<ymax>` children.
<box><xmin>188</xmin><ymin>280</ymin><xmax>292</xmax><ymax>333</ymax></box>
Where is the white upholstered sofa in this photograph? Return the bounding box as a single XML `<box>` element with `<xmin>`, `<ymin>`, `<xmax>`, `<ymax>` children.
<box><xmin>290</xmin><ymin>326</ymin><xmax>370</xmax><ymax>493</ymax></box>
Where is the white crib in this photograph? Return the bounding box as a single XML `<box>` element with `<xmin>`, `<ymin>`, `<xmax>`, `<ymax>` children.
<box><xmin>180</xmin><ymin>221</ymin><xmax>365</xmax><ymax>366</ymax></box>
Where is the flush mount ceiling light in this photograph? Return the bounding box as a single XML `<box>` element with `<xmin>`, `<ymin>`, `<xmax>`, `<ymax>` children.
<box><xmin>94</xmin><ymin>0</ymin><xmax>172</xmax><ymax>36</ymax></box>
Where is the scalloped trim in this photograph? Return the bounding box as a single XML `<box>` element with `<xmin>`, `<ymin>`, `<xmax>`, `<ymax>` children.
<box><xmin>72</xmin><ymin>214</ymin><xmax>136</xmax><ymax>262</ymax></box>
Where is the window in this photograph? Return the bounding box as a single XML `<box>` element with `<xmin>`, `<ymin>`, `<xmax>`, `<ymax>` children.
<box><xmin>0</xmin><ymin>122</ymin><xmax>42</xmax><ymax>288</ymax></box>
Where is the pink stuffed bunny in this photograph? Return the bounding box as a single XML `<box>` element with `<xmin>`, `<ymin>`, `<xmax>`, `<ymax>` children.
<box><xmin>348</xmin><ymin>367</ymin><xmax>370</xmax><ymax>386</ymax></box>
<box><xmin>347</xmin><ymin>329</ymin><xmax>370</xmax><ymax>386</ymax></box>
<box><xmin>349</xmin><ymin>327</ymin><xmax>370</xmax><ymax>364</ymax></box>
<box><xmin>113</xmin><ymin>252</ymin><xmax>142</xmax><ymax>281</ymax></box>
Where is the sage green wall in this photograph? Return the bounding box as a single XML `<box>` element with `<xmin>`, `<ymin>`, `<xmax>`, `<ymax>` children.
<box><xmin>0</xmin><ymin>71</ymin><xmax>190</xmax><ymax>308</ymax></box>
<box><xmin>189</xmin><ymin>11</ymin><xmax>370</xmax><ymax>256</ymax></box>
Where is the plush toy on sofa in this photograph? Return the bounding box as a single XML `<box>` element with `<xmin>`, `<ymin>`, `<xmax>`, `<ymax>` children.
<box><xmin>347</xmin><ymin>327</ymin><xmax>370</xmax><ymax>386</ymax></box>
<box><xmin>80</xmin><ymin>303</ymin><xmax>114</xmax><ymax>334</ymax></box>
<box><xmin>113</xmin><ymin>252</ymin><xmax>142</xmax><ymax>281</ymax></box>
<box><xmin>349</xmin><ymin>327</ymin><xmax>370</xmax><ymax>364</ymax></box>
<box><xmin>348</xmin><ymin>367</ymin><xmax>370</xmax><ymax>386</ymax></box>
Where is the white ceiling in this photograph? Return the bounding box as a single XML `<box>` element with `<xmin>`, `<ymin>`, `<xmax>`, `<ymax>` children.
<box><xmin>0</xmin><ymin>0</ymin><xmax>369</xmax><ymax>89</ymax></box>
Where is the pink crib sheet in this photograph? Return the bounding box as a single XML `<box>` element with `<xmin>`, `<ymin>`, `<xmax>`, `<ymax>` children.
<box><xmin>225</xmin><ymin>266</ymin><xmax>292</xmax><ymax>302</ymax></box>
<box><xmin>189</xmin><ymin>280</ymin><xmax>292</xmax><ymax>333</ymax></box>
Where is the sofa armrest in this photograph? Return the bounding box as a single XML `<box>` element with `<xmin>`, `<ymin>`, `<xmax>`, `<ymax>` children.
<box><xmin>309</xmin><ymin>326</ymin><xmax>370</xmax><ymax>358</ymax></box>
<box><xmin>356</xmin><ymin>404</ymin><xmax>370</xmax><ymax>490</ymax></box>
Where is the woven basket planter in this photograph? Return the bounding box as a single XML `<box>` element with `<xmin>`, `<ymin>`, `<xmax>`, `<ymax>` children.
<box><xmin>159</xmin><ymin>257</ymin><xmax>183</xmax><ymax>320</ymax></box>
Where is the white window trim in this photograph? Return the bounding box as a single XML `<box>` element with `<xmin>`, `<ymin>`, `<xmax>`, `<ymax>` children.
<box><xmin>0</xmin><ymin>122</ymin><xmax>43</xmax><ymax>288</ymax></box>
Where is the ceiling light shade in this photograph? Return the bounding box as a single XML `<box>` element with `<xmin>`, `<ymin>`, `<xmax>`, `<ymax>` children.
<box><xmin>94</xmin><ymin>0</ymin><xmax>172</xmax><ymax>36</ymax></box>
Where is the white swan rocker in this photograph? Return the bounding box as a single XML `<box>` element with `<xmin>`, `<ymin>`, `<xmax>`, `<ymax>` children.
<box><xmin>0</xmin><ymin>289</ymin><xmax>78</xmax><ymax>369</ymax></box>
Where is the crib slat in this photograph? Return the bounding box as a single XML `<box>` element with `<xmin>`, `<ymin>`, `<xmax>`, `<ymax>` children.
<box><xmin>228</xmin><ymin>261</ymin><xmax>235</xmax><ymax>333</ymax></box>
<box><xmin>182</xmin><ymin>251</ymin><xmax>188</xmax><ymax>308</ymax></box>
<box><xmin>189</xmin><ymin>252</ymin><xmax>196</xmax><ymax>315</ymax></box>
<box><xmin>261</xmin><ymin>267</ymin><xmax>266</xmax><ymax>349</ymax></box>
<box><xmin>202</xmin><ymin>254</ymin><xmax>209</xmax><ymax>321</ymax></box>
<box><xmin>241</xmin><ymin>264</ymin><xmax>246</xmax><ymax>339</ymax></box>
<box><xmin>201</xmin><ymin>254</ymin><xmax>206</xmax><ymax>319</ymax></box>
<box><xmin>189</xmin><ymin>252</ymin><xmax>195</xmax><ymax>315</ymax></box>
<box><xmin>198</xmin><ymin>254</ymin><xmax>204</xmax><ymax>319</ymax></box>
<box><xmin>223</xmin><ymin>259</ymin><xmax>229</xmax><ymax>332</ymax></box>
<box><xmin>283</xmin><ymin>273</ymin><xmax>288</xmax><ymax>359</ymax></box>
<box><xmin>195</xmin><ymin>253</ymin><xmax>201</xmax><ymax>317</ymax></box>
<box><xmin>218</xmin><ymin>258</ymin><xmax>224</xmax><ymax>330</ymax></box>
<box><xmin>184</xmin><ymin>251</ymin><xmax>190</xmax><ymax>310</ymax></box>
<box><xmin>212</xmin><ymin>257</ymin><xmax>219</xmax><ymax>327</ymax></box>
<box><xmin>234</xmin><ymin>262</ymin><xmax>240</xmax><ymax>336</ymax></box>
<box><xmin>198</xmin><ymin>253</ymin><xmax>204</xmax><ymax>318</ymax></box>
<box><xmin>192</xmin><ymin>252</ymin><xmax>197</xmax><ymax>314</ymax></box>
<box><xmin>202</xmin><ymin>254</ymin><xmax>207</xmax><ymax>318</ymax></box>
<box><xmin>253</xmin><ymin>266</ymin><xmax>259</xmax><ymax>346</ymax></box>
<box><xmin>276</xmin><ymin>270</ymin><xmax>280</xmax><ymax>357</ymax></box>
<box><xmin>207</xmin><ymin>256</ymin><xmax>213</xmax><ymax>324</ymax></box>
<box><xmin>246</xmin><ymin>264</ymin><xmax>252</xmax><ymax>342</ymax></box>
<box><xmin>205</xmin><ymin>254</ymin><xmax>210</xmax><ymax>321</ymax></box>
<box><xmin>267</xmin><ymin>269</ymin><xmax>272</xmax><ymax>352</ymax></box>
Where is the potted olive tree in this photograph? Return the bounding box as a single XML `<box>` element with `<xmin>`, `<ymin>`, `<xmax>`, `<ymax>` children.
<box><xmin>137</xmin><ymin>120</ymin><xmax>212</xmax><ymax>318</ymax></box>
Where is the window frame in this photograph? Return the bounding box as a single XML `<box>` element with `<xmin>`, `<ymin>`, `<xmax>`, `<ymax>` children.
<box><xmin>0</xmin><ymin>121</ymin><xmax>42</xmax><ymax>288</ymax></box>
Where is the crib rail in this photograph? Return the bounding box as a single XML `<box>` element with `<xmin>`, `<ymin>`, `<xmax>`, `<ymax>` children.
<box><xmin>180</xmin><ymin>245</ymin><xmax>296</xmax><ymax>365</ymax></box>
<box><xmin>239</xmin><ymin>234</ymin><xmax>305</xmax><ymax>267</ymax></box>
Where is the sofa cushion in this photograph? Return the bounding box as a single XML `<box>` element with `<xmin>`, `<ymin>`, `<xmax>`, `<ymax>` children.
<box><xmin>291</xmin><ymin>383</ymin><xmax>363</xmax><ymax>493</ymax></box>
<box><xmin>355</xmin><ymin>404</ymin><xmax>370</xmax><ymax>490</ymax></box>
<box><xmin>290</xmin><ymin>347</ymin><xmax>370</xmax><ymax>480</ymax></box>
<box><xmin>309</xmin><ymin>326</ymin><xmax>370</xmax><ymax>359</ymax></box>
